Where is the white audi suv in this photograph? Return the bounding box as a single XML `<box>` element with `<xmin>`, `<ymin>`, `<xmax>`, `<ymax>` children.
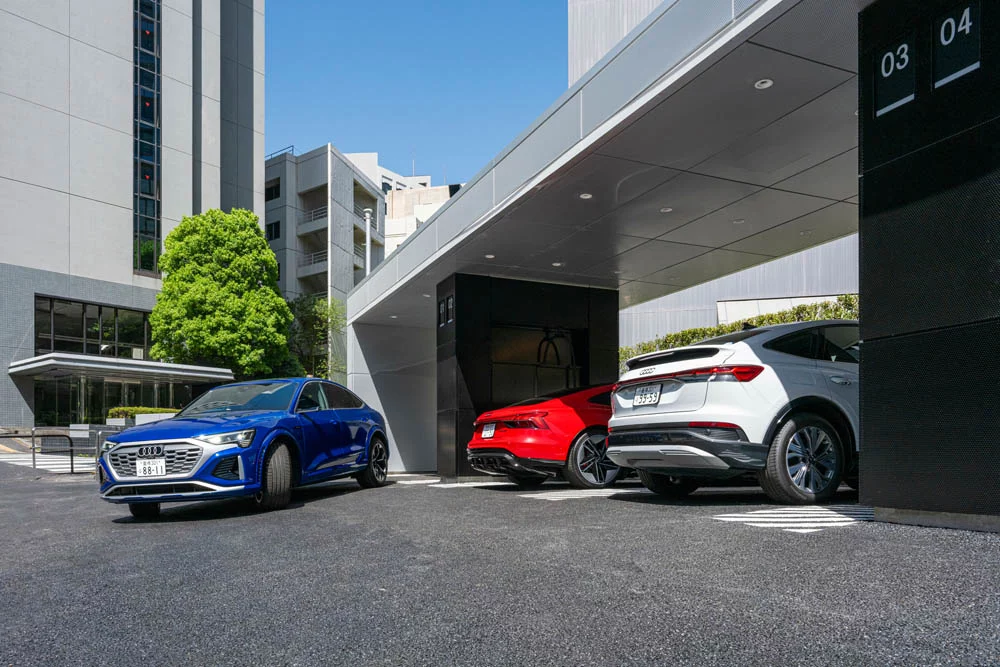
<box><xmin>606</xmin><ymin>320</ymin><xmax>859</xmax><ymax>504</ymax></box>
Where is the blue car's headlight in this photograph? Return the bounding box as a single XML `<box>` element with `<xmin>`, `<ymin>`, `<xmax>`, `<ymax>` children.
<box><xmin>101</xmin><ymin>440</ymin><xmax>117</xmax><ymax>453</ymax></box>
<box><xmin>198</xmin><ymin>429</ymin><xmax>256</xmax><ymax>448</ymax></box>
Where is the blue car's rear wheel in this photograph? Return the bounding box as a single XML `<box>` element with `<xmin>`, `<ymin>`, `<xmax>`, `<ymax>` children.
<box><xmin>253</xmin><ymin>442</ymin><xmax>292</xmax><ymax>511</ymax></box>
<box><xmin>355</xmin><ymin>437</ymin><xmax>389</xmax><ymax>488</ymax></box>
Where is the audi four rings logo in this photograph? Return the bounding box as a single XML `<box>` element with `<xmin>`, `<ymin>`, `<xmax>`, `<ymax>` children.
<box><xmin>640</xmin><ymin>368</ymin><xmax>656</xmax><ymax>376</ymax></box>
<box><xmin>137</xmin><ymin>446</ymin><xmax>164</xmax><ymax>457</ymax></box>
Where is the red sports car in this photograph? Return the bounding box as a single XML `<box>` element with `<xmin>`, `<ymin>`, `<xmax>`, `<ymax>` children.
<box><xmin>466</xmin><ymin>385</ymin><xmax>622</xmax><ymax>489</ymax></box>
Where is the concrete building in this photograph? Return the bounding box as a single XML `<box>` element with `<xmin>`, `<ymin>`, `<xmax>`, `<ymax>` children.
<box><xmin>263</xmin><ymin>145</ymin><xmax>386</xmax><ymax>305</ymax></box>
<box><xmin>384</xmin><ymin>185</ymin><xmax>461</xmax><ymax>255</ymax></box>
<box><xmin>0</xmin><ymin>0</ymin><xmax>264</xmax><ymax>426</ymax></box>
<box><xmin>344</xmin><ymin>153</ymin><xmax>431</xmax><ymax>194</ymax></box>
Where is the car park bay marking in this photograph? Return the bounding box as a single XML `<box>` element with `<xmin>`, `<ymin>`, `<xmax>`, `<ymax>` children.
<box><xmin>0</xmin><ymin>453</ymin><xmax>95</xmax><ymax>475</ymax></box>
<box><xmin>713</xmin><ymin>505</ymin><xmax>874</xmax><ymax>533</ymax></box>
<box><xmin>518</xmin><ymin>488</ymin><xmax>649</xmax><ymax>501</ymax></box>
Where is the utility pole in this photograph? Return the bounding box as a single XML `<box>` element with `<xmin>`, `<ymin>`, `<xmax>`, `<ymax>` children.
<box><xmin>363</xmin><ymin>208</ymin><xmax>373</xmax><ymax>277</ymax></box>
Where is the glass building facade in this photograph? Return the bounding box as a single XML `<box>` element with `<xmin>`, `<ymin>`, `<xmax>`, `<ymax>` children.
<box><xmin>31</xmin><ymin>296</ymin><xmax>197</xmax><ymax>426</ymax></box>
<box><xmin>134</xmin><ymin>0</ymin><xmax>162</xmax><ymax>274</ymax></box>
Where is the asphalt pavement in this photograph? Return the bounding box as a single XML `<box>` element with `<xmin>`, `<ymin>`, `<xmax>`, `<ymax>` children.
<box><xmin>1</xmin><ymin>463</ymin><xmax>998</xmax><ymax>666</ymax></box>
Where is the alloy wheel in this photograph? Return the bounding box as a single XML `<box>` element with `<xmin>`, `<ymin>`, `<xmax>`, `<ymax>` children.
<box><xmin>575</xmin><ymin>433</ymin><xmax>619</xmax><ymax>485</ymax></box>
<box><xmin>371</xmin><ymin>440</ymin><xmax>388</xmax><ymax>484</ymax></box>
<box><xmin>785</xmin><ymin>426</ymin><xmax>837</xmax><ymax>494</ymax></box>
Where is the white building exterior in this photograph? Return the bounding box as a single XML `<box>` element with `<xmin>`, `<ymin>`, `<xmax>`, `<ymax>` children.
<box><xmin>0</xmin><ymin>0</ymin><xmax>262</xmax><ymax>426</ymax></box>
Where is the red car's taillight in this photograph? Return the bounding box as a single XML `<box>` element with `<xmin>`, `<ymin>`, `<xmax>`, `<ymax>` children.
<box><xmin>503</xmin><ymin>411</ymin><xmax>549</xmax><ymax>429</ymax></box>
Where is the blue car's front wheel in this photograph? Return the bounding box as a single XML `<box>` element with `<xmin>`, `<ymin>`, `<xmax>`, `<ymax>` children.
<box><xmin>253</xmin><ymin>443</ymin><xmax>292</xmax><ymax>511</ymax></box>
<box><xmin>355</xmin><ymin>437</ymin><xmax>389</xmax><ymax>488</ymax></box>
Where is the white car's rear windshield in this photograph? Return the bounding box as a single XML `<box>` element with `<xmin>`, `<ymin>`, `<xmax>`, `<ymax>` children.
<box><xmin>698</xmin><ymin>328</ymin><xmax>771</xmax><ymax>345</ymax></box>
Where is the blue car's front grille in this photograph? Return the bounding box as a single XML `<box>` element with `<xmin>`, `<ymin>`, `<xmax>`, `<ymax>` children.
<box><xmin>108</xmin><ymin>444</ymin><xmax>202</xmax><ymax>477</ymax></box>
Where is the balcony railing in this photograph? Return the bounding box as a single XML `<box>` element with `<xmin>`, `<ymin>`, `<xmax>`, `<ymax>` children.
<box><xmin>354</xmin><ymin>243</ymin><xmax>366</xmax><ymax>267</ymax></box>
<box><xmin>299</xmin><ymin>206</ymin><xmax>328</xmax><ymax>224</ymax></box>
<box><xmin>353</xmin><ymin>203</ymin><xmax>380</xmax><ymax>233</ymax></box>
<box><xmin>298</xmin><ymin>250</ymin><xmax>328</xmax><ymax>267</ymax></box>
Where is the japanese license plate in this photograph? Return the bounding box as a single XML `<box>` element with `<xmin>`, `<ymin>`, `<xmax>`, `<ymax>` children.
<box><xmin>633</xmin><ymin>384</ymin><xmax>662</xmax><ymax>406</ymax></box>
<box><xmin>482</xmin><ymin>423</ymin><xmax>496</xmax><ymax>439</ymax></box>
<box><xmin>136</xmin><ymin>458</ymin><xmax>166</xmax><ymax>477</ymax></box>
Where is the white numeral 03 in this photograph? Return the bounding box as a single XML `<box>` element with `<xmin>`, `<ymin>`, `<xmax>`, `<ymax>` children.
<box><xmin>881</xmin><ymin>43</ymin><xmax>910</xmax><ymax>78</ymax></box>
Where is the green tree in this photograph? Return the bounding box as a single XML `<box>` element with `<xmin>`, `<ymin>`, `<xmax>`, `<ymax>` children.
<box><xmin>149</xmin><ymin>208</ymin><xmax>295</xmax><ymax>379</ymax></box>
<box><xmin>287</xmin><ymin>294</ymin><xmax>346</xmax><ymax>379</ymax></box>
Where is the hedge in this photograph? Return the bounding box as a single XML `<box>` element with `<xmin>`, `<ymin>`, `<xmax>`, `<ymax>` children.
<box><xmin>107</xmin><ymin>407</ymin><xmax>180</xmax><ymax>419</ymax></box>
<box><xmin>620</xmin><ymin>294</ymin><xmax>859</xmax><ymax>369</ymax></box>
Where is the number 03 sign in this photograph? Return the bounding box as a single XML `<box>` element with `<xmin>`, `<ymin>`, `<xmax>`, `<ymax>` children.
<box><xmin>873</xmin><ymin>1</ymin><xmax>982</xmax><ymax>119</ymax></box>
<box><xmin>875</xmin><ymin>36</ymin><xmax>916</xmax><ymax>117</ymax></box>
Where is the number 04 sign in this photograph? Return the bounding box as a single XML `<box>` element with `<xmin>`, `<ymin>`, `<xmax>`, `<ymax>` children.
<box><xmin>934</xmin><ymin>2</ymin><xmax>981</xmax><ymax>89</ymax></box>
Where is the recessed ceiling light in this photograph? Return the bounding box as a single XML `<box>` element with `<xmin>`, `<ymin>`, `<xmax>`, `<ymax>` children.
<box><xmin>613</xmin><ymin>270</ymin><xmax>623</xmax><ymax>274</ymax></box>
<box><xmin>390</xmin><ymin>315</ymin><xmax>398</xmax><ymax>319</ymax></box>
<box><xmin>422</xmin><ymin>293</ymin><xmax>431</xmax><ymax>298</ymax></box>
<box><xmin>484</xmin><ymin>254</ymin><xmax>495</xmax><ymax>259</ymax></box>
<box><xmin>551</xmin><ymin>262</ymin><xmax>563</xmax><ymax>268</ymax></box>
<box><xmin>754</xmin><ymin>78</ymin><xmax>774</xmax><ymax>90</ymax></box>
<box><xmin>659</xmin><ymin>207</ymin><xmax>674</xmax><ymax>214</ymax></box>
<box><xmin>578</xmin><ymin>193</ymin><xmax>593</xmax><ymax>200</ymax></box>
<box><xmin>799</xmin><ymin>229</ymin><xmax>813</xmax><ymax>237</ymax></box>
<box><xmin>732</xmin><ymin>219</ymin><xmax>746</xmax><ymax>225</ymax></box>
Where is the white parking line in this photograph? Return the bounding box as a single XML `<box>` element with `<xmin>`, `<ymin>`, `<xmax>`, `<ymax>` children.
<box><xmin>518</xmin><ymin>488</ymin><xmax>649</xmax><ymax>501</ymax></box>
<box><xmin>0</xmin><ymin>454</ymin><xmax>95</xmax><ymax>475</ymax></box>
<box><xmin>713</xmin><ymin>505</ymin><xmax>874</xmax><ymax>533</ymax></box>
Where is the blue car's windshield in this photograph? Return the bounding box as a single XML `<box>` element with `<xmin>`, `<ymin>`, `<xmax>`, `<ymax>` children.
<box><xmin>177</xmin><ymin>382</ymin><xmax>297</xmax><ymax>416</ymax></box>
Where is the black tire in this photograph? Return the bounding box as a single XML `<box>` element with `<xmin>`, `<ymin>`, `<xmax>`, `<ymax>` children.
<box><xmin>253</xmin><ymin>442</ymin><xmax>292</xmax><ymax>511</ymax></box>
<box><xmin>506</xmin><ymin>473</ymin><xmax>548</xmax><ymax>489</ymax></box>
<box><xmin>843</xmin><ymin>477</ymin><xmax>860</xmax><ymax>491</ymax></box>
<box><xmin>759</xmin><ymin>413</ymin><xmax>844</xmax><ymax>505</ymax></box>
<box><xmin>128</xmin><ymin>502</ymin><xmax>160</xmax><ymax>520</ymax></box>
<box><xmin>637</xmin><ymin>470</ymin><xmax>700</xmax><ymax>498</ymax></box>
<box><xmin>564</xmin><ymin>429</ymin><xmax>621</xmax><ymax>489</ymax></box>
<box><xmin>356</xmin><ymin>437</ymin><xmax>390</xmax><ymax>489</ymax></box>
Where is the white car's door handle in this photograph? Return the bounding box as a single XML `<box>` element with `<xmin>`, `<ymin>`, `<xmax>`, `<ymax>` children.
<box><xmin>829</xmin><ymin>376</ymin><xmax>853</xmax><ymax>386</ymax></box>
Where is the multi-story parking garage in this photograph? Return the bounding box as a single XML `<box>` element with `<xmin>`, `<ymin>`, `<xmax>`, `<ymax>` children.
<box><xmin>346</xmin><ymin>0</ymin><xmax>1000</xmax><ymax>531</ymax></box>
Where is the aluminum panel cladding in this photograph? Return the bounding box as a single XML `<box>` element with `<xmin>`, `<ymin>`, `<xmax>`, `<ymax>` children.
<box><xmin>859</xmin><ymin>113</ymin><xmax>1000</xmax><ymax>340</ymax></box>
<box><xmin>859</xmin><ymin>319</ymin><xmax>1000</xmax><ymax>516</ymax></box>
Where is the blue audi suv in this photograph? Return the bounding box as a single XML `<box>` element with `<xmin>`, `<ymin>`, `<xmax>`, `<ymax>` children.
<box><xmin>98</xmin><ymin>378</ymin><xmax>390</xmax><ymax>520</ymax></box>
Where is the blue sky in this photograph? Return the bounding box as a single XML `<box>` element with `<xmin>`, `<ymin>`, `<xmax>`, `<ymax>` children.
<box><xmin>265</xmin><ymin>1</ymin><xmax>569</xmax><ymax>185</ymax></box>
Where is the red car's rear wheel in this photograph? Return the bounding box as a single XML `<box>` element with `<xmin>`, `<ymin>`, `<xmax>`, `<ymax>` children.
<box><xmin>564</xmin><ymin>429</ymin><xmax>620</xmax><ymax>489</ymax></box>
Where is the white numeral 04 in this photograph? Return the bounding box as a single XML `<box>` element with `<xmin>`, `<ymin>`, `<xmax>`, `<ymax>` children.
<box><xmin>941</xmin><ymin>7</ymin><xmax>973</xmax><ymax>46</ymax></box>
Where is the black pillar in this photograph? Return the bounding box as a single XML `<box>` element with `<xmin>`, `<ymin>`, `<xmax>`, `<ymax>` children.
<box><xmin>436</xmin><ymin>275</ymin><xmax>618</xmax><ymax>479</ymax></box>
<box><xmin>859</xmin><ymin>0</ymin><xmax>1000</xmax><ymax>523</ymax></box>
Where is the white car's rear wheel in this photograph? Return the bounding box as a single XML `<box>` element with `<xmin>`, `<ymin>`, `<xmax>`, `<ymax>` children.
<box><xmin>760</xmin><ymin>413</ymin><xmax>844</xmax><ymax>504</ymax></box>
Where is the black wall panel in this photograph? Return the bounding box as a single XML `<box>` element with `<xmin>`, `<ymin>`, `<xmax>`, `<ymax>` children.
<box><xmin>860</xmin><ymin>0</ymin><xmax>1000</xmax><ymax>516</ymax></box>
<box><xmin>861</xmin><ymin>320</ymin><xmax>1000</xmax><ymax>515</ymax></box>
<box><xmin>435</xmin><ymin>274</ymin><xmax>618</xmax><ymax>478</ymax></box>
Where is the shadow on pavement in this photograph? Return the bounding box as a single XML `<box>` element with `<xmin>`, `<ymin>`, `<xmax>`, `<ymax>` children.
<box><xmin>608</xmin><ymin>485</ymin><xmax>860</xmax><ymax>507</ymax></box>
<box><xmin>112</xmin><ymin>480</ymin><xmax>390</xmax><ymax>524</ymax></box>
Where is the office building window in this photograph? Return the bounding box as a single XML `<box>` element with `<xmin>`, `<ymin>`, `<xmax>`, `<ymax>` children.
<box><xmin>265</xmin><ymin>220</ymin><xmax>280</xmax><ymax>241</ymax></box>
<box><xmin>34</xmin><ymin>296</ymin><xmax>152</xmax><ymax>360</ymax></box>
<box><xmin>133</xmin><ymin>0</ymin><xmax>161</xmax><ymax>275</ymax></box>
<box><xmin>265</xmin><ymin>180</ymin><xmax>281</xmax><ymax>201</ymax></box>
